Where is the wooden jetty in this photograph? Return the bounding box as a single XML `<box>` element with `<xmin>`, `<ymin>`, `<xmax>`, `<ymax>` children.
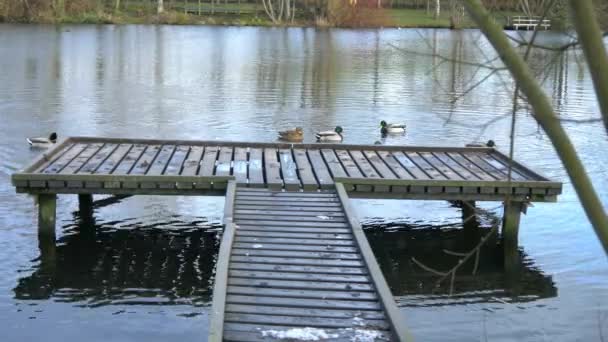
<box><xmin>12</xmin><ymin>136</ymin><xmax>562</xmax><ymax>341</ymax></box>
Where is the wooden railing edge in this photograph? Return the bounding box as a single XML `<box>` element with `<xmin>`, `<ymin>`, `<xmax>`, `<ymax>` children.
<box><xmin>208</xmin><ymin>180</ymin><xmax>237</xmax><ymax>342</ymax></box>
<box><xmin>19</xmin><ymin>137</ymin><xmax>74</xmax><ymax>174</ymax></box>
<box><xmin>333</xmin><ymin>177</ymin><xmax>562</xmax><ymax>190</ymax></box>
<box><xmin>335</xmin><ymin>183</ymin><xmax>411</xmax><ymax>342</ymax></box>
<box><xmin>60</xmin><ymin>136</ymin><xmax>495</xmax><ymax>153</ymax></box>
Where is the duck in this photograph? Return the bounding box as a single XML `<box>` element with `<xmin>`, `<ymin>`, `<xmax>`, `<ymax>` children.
<box><xmin>278</xmin><ymin>127</ymin><xmax>304</xmax><ymax>142</ymax></box>
<box><xmin>27</xmin><ymin>132</ymin><xmax>57</xmax><ymax>148</ymax></box>
<box><xmin>315</xmin><ymin>126</ymin><xmax>343</xmax><ymax>142</ymax></box>
<box><xmin>380</xmin><ymin>120</ymin><xmax>406</xmax><ymax>134</ymax></box>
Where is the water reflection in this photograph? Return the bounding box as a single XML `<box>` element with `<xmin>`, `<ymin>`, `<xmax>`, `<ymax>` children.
<box><xmin>364</xmin><ymin>205</ymin><xmax>557</xmax><ymax>307</ymax></box>
<box><xmin>15</xmin><ymin>211</ymin><xmax>221</xmax><ymax>307</ymax></box>
<box><xmin>15</xmin><ymin>200</ymin><xmax>555</xmax><ymax>310</ymax></box>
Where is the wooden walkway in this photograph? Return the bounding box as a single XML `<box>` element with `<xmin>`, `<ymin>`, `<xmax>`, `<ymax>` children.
<box><xmin>13</xmin><ymin>137</ymin><xmax>561</xmax><ymax>202</ymax></box>
<box><xmin>210</xmin><ymin>183</ymin><xmax>408</xmax><ymax>341</ymax></box>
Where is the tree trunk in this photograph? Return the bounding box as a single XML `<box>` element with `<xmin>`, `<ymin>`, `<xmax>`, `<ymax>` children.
<box><xmin>462</xmin><ymin>0</ymin><xmax>608</xmax><ymax>254</ymax></box>
<box><xmin>568</xmin><ymin>0</ymin><xmax>608</xmax><ymax>132</ymax></box>
<box><xmin>434</xmin><ymin>0</ymin><xmax>440</xmax><ymax>18</ymax></box>
<box><xmin>115</xmin><ymin>0</ymin><xmax>121</xmax><ymax>12</ymax></box>
<box><xmin>157</xmin><ymin>0</ymin><xmax>164</xmax><ymax>13</ymax></box>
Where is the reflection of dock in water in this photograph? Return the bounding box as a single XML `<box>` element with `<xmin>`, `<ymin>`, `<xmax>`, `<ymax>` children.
<box><xmin>14</xmin><ymin>219</ymin><xmax>221</xmax><ymax>306</ymax></box>
<box><xmin>365</xmin><ymin>217</ymin><xmax>557</xmax><ymax>307</ymax></box>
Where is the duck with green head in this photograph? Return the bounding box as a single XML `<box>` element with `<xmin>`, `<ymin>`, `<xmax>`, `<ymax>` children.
<box><xmin>380</xmin><ymin>120</ymin><xmax>406</xmax><ymax>134</ymax></box>
<box><xmin>315</xmin><ymin>126</ymin><xmax>343</xmax><ymax>142</ymax></box>
<box><xmin>27</xmin><ymin>132</ymin><xmax>58</xmax><ymax>149</ymax></box>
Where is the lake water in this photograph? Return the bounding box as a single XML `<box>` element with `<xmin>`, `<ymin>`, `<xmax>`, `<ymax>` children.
<box><xmin>0</xmin><ymin>24</ymin><xmax>606</xmax><ymax>341</ymax></box>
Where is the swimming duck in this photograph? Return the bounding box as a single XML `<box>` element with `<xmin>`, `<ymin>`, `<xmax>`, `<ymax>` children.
<box><xmin>315</xmin><ymin>126</ymin><xmax>343</xmax><ymax>142</ymax></box>
<box><xmin>380</xmin><ymin>120</ymin><xmax>406</xmax><ymax>134</ymax></box>
<box><xmin>27</xmin><ymin>132</ymin><xmax>57</xmax><ymax>148</ymax></box>
<box><xmin>278</xmin><ymin>127</ymin><xmax>304</xmax><ymax>142</ymax></box>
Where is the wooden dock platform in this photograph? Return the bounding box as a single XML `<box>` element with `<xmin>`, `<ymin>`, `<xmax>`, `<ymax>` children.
<box><xmin>13</xmin><ymin>137</ymin><xmax>561</xmax><ymax>201</ymax></box>
<box><xmin>11</xmin><ymin>136</ymin><xmax>562</xmax><ymax>342</ymax></box>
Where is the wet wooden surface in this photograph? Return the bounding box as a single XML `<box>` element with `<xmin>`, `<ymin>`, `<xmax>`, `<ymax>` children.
<box><xmin>13</xmin><ymin>137</ymin><xmax>561</xmax><ymax>200</ymax></box>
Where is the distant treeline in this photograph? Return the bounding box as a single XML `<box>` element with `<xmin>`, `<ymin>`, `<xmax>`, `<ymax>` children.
<box><xmin>1</xmin><ymin>0</ymin><xmax>606</xmax><ymax>25</ymax></box>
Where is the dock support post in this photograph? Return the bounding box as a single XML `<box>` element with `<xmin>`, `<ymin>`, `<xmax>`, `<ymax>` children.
<box><xmin>78</xmin><ymin>194</ymin><xmax>94</xmax><ymax>222</ymax></box>
<box><xmin>503</xmin><ymin>201</ymin><xmax>524</xmax><ymax>288</ymax></box>
<box><xmin>461</xmin><ymin>200</ymin><xmax>479</xmax><ymax>248</ymax></box>
<box><xmin>38</xmin><ymin>194</ymin><xmax>57</xmax><ymax>239</ymax></box>
<box><xmin>461</xmin><ymin>200</ymin><xmax>477</xmax><ymax>226</ymax></box>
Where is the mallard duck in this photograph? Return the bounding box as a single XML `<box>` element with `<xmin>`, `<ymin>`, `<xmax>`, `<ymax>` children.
<box><xmin>315</xmin><ymin>126</ymin><xmax>343</xmax><ymax>142</ymax></box>
<box><xmin>380</xmin><ymin>120</ymin><xmax>406</xmax><ymax>134</ymax></box>
<box><xmin>27</xmin><ymin>132</ymin><xmax>57</xmax><ymax>148</ymax></box>
<box><xmin>278</xmin><ymin>127</ymin><xmax>304</xmax><ymax>142</ymax></box>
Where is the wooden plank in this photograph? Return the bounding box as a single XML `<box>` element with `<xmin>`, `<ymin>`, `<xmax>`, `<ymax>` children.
<box><xmin>264</xmin><ymin>148</ymin><xmax>283</xmax><ymax>190</ymax></box>
<box><xmin>349</xmin><ymin>150</ymin><xmax>380</xmax><ymax>178</ymax></box>
<box><xmin>446</xmin><ymin>151</ymin><xmax>495</xmax><ymax>181</ymax></box>
<box><xmin>477</xmin><ymin>152</ymin><xmax>527</xmax><ymax>181</ymax></box>
<box><xmin>293</xmin><ymin>149</ymin><xmax>318</xmax><ymax>191</ymax></box>
<box><xmin>307</xmin><ymin>149</ymin><xmax>333</xmax><ymax>189</ymax></box>
<box><xmin>236</xmin><ymin>205</ymin><xmax>343</xmax><ymax>212</ymax></box>
<box><xmin>376</xmin><ymin>151</ymin><xmax>414</xmax><ymax>179</ymax></box>
<box><xmin>223</xmin><ymin>329</ymin><xmax>391</xmax><ymax>342</ymax></box>
<box><xmin>234</xmin><ymin>236</ymin><xmax>355</xmax><ymax>247</ymax></box>
<box><xmin>225</xmin><ymin>295</ymin><xmax>380</xmax><ymax>310</ymax></box>
<box><xmin>334</xmin><ymin>150</ymin><xmax>363</xmax><ymax>178</ymax></box>
<box><xmin>229</xmin><ymin>263</ymin><xmax>364</xmax><ymax>274</ymax></box>
<box><xmin>320</xmin><ymin>149</ymin><xmax>347</xmax><ymax>178</ymax></box>
<box><xmin>234</xmin><ymin>201</ymin><xmax>342</xmax><ymax>208</ymax></box>
<box><xmin>231</xmin><ymin>243</ymin><xmax>357</xmax><ymax>254</ymax></box>
<box><xmin>208</xmin><ymin>181</ymin><xmax>237</xmax><ymax>342</ymax></box>
<box><xmin>227</xmin><ymin>286</ymin><xmax>375</xmax><ymax>301</ymax></box>
<box><xmin>95</xmin><ymin>144</ymin><xmax>132</xmax><ymax>174</ymax></box>
<box><xmin>77</xmin><ymin>144</ymin><xmax>118</xmax><ymax>174</ymax></box>
<box><xmin>391</xmin><ymin>151</ymin><xmax>430</xmax><ymax>180</ymax></box>
<box><xmin>215</xmin><ymin>146</ymin><xmax>234</xmax><ymax>176</ymax></box>
<box><xmin>164</xmin><ymin>145</ymin><xmax>190</xmax><ymax>175</ymax></box>
<box><xmin>233</xmin><ymin>147</ymin><xmax>248</xmax><ymax>184</ymax></box>
<box><xmin>236</xmin><ymin>231</ymin><xmax>353</xmax><ymax>240</ymax></box>
<box><xmin>236</xmin><ymin>226</ymin><xmax>350</xmax><ymax>234</ymax></box>
<box><xmin>235</xmin><ymin>214</ymin><xmax>346</xmax><ymax>223</ymax></box>
<box><xmin>236</xmin><ymin>196</ymin><xmax>338</xmax><ymax>203</ymax></box>
<box><xmin>335</xmin><ymin>183</ymin><xmax>409</xmax><ymax>342</ymax></box>
<box><xmin>418</xmin><ymin>151</ymin><xmax>463</xmax><ymax>180</ymax></box>
<box><xmin>278</xmin><ymin>148</ymin><xmax>300</xmax><ymax>191</ymax></box>
<box><xmin>146</xmin><ymin>145</ymin><xmax>176</xmax><ymax>175</ymax></box>
<box><xmin>60</xmin><ymin>143</ymin><xmax>103</xmax><ymax>174</ymax></box>
<box><xmin>363</xmin><ymin>151</ymin><xmax>396</xmax><ymax>179</ymax></box>
<box><xmin>236</xmin><ymin>219</ymin><xmax>347</xmax><ymax>228</ymax></box>
<box><xmin>129</xmin><ymin>145</ymin><xmax>161</xmax><ymax>175</ymax></box>
<box><xmin>236</xmin><ymin>191</ymin><xmax>337</xmax><ymax>198</ymax></box>
<box><xmin>460</xmin><ymin>152</ymin><xmax>504</xmax><ymax>180</ymax></box>
<box><xmin>231</xmin><ymin>249</ymin><xmax>360</xmax><ymax>260</ymax></box>
<box><xmin>229</xmin><ymin>255</ymin><xmax>362</xmax><ymax>268</ymax></box>
<box><xmin>431</xmin><ymin>152</ymin><xmax>478</xmax><ymax>180</ymax></box>
<box><xmin>41</xmin><ymin>143</ymin><xmax>86</xmax><ymax>174</ymax></box>
<box><xmin>224</xmin><ymin>313</ymin><xmax>388</xmax><ymax>329</ymax></box>
<box><xmin>235</xmin><ymin>210</ymin><xmax>344</xmax><ymax>217</ymax></box>
<box><xmin>180</xmin><ymin>146</ymin><xmax>203</xmax><ymax>176</ymax></box>
<box><xmin>225</xmin><ymin>304</ymin><xmax>384</xmax><ymax>320</ymax></box>
<box><xmin>199</xmin><ymin>145</ymin><xmax>220</xmax><ymax>176</ymax></box>
<box><xmin>404</xmin><ymin>151</ymin><xmax>447</xmax><ymax>180</ymax></box>
<box><xmin>247</xmin><ymin>148</ymin><xmax>264</xmax><ymax>187</ymax></box>
<box><xmin>228</xmin><ymin>270</ymin><xmax>368</xmax><ymax>283</ymax></box>
<box><xmin>109</xmin><ymin>144</ymin><xmax>147</xmax><ymax>175</ymax></box>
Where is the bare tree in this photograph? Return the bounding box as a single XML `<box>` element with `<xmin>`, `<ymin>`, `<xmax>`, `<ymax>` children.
<box><xmin>461</xmin><ymin>0</ymin><xmax>608</xmax><ymax>253</ymax></box>
<box><xmin>158</xmin><ymin>0</ymin><xmax>164</xmax><ymax>13</ymax></box>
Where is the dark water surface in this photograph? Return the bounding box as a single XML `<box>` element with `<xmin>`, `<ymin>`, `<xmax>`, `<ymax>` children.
<box><xmin>0</xmin><ymin>24</ymin><xmax>607</xmax><ymax>341</ymax></box>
